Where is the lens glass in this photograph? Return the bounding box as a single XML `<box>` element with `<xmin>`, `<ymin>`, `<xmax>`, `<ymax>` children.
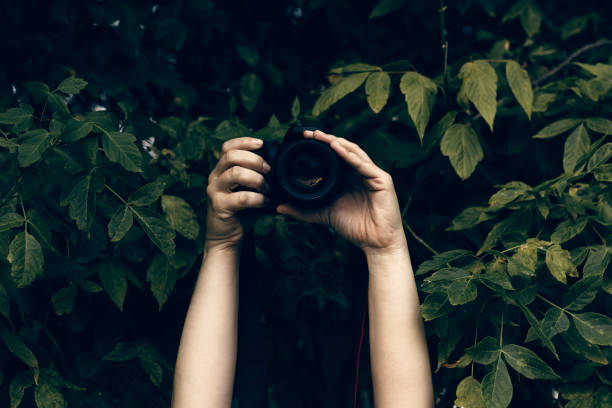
<box><xmin>284</xmin><ymin>146</ymin><xmax>331</xmax><ymax>194</ymax></box>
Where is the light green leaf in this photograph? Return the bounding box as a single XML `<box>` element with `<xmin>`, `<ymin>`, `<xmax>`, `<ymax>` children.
<box><xmin>506</xmin><ymin>60</ymin><xmax>533</xmax><ymax>119</ymax></box>
<box><xmin>9</xmin><ymin>371</ymin><xmax>34</xmax><ymax>408</ymax></box>
<box><xmin>447</xmin><ymin>277</ymin><xmax>478</xmax><ymax>305</ymax></box>
<box><xmin>56</xmin><ymin>76</ymin><xmax>88</xmax><ymax>95</ymax></box>
<box><xmin>369</xmin><ymin>0</ymin><xmax>406</xmax><ymax>18</ymax></box>
<box><xmin>572</xmin><ymin>312</ymin><xmax>612</xmax><ymax>346</ymax></box>
<box><xmin>455</xmin><ymin>377</ymin><xmax>486</xmax><ymax>408</ymax></box>
<box><xmin>312</xmin><ymin>72</ymin><xmax>370</xmax><ymax>116</ymax></box>
<box><xmin>466</xmin><ymin>336</ymin><xmax>500</xmax><ymax>364</ymax></box>
<box><xmin>0</xmin><ymin>213</ymin><xmax>24</xmax><ymax>232</ymax></box>
<box><xmin>128</xmin><ymin>181</ymin><xmax>165</xmax><ymax>207</ymax></box>
<box><xmin>18</xmin><ymin>129</ymin><xmax>50</xmax><ymax>167</ymax></box>
<box><xmin>51</xmin><ymin>285</ymin><xmax>77</xmax><ymax>316</ymax></box>
<box><xmin>508</xmin><ymin>242</ymin><xmax>538</xmax><ymax>276</ymax></box>
<box><xmin>291</xmin><ymin>97</ymin><xmax>300</xmax><ymax>119</ymax></box>
<box><xmin>59</xmin><ymin>120</ymin><xmax>93</xmax><ymax>142</ymax></box>
<box><xmin>458</xmin><ymin>60</ymin><xmax>497</xmax><ymax>130</ymax></box>
<box><xmin>64</xmin><ymin>172</ymin><xmax>103</xmax><ymax>231</ymax></box>
<box><xmin>0</xmin><ymin>324</ymin><xmax>39</xmax><ymax>382</ymax></box>
<box><xmin>502</xmin><ymin>344</ymin><xmax>560</xmax><ymax>379</ymax></box>
<box><xmin>583</xmin><ymin>246</ymin><xmax>610</xmax><ymax>277</ymax></box>
<box><xmin>551</xmin><ymin>218</ymin><xmax>588</xmax><ymax>244</ymax></box>
<box><xmin>399</xmin><ymin>72</ymin><xmax>437</xmax><ymax>139</ymax></box>
<box><xmin>533</xmin><ymin>119</ymin><xmax>581</xmax><ymax>139</ymax></box>
<box><xmin>239</xmin><ymin>73</ymin><xmax>263</xmax><ymax>112</ymax></box>
<box><xmin>563</xmin><ymin>124</ymin><xmax>591</xmax><ymax>174</ymax></box>
<box><xmin>588</xmin><ymin>143</ymin><xmax>612</xmax><ymax>171</ymax></box>
<box><xmin>585</xmin><ymin>117</ymin><xmax>612</xmax><ymax>135</ymax></box>
<box><xmin>482</xmin><ymin>356</ymin><xmax>513</xmax><ymax>408</ymax></box>
<box><xmin>541</xmin><ymin>307</ymin><xmax>570</xmax><ymax>338</ymax></box>
<box><xmin>130</xmin><ymin>207</ymin><xmax>176</xmax><ymax>256</ymax></box>
<box><xmin>161</xmin><ymin>195</ymin><xmax>200</xmax><ymax>240</ymax></box>
<box><xmin>545</xmin><ymin>244</ymin><xmax>575</xmax><ymax>284</ymax></box>
<box><xmin>146</xmin><ymin>254</ymin><xmax>177</xmax><ymax>311</ymax></box>
<box><xmin>108</xmin><ymin>205</ymin><xmax>133</xmax><ymax>242</ymax></box>
<box><xmin>365</xmin><ymin>71</ymin><xmax>391</xmax><ymax>114</ymax></box>
<box><xmin>101</xmin><ymin>131</ymin><xmax>143</xmax><ymax>172</ymax></box>
<box><xmin>489</xmin><ymin>181</ymin><xmax>532</xmax><ymax>208</ymax></box>
<box><xmin>440</xmin><ymin>123</ymin><xmax>484</xmax><ymax>180</ymax></box>
<box><xmin>97</xmin><ymin>262</ymin><xmax>128</xmax><ymax>311</ymax></box>
<box><xmin>7</xmin><ymin>232</ymin><xmax>43</xmax><ymax>288</ymax></box>
<box><xmin>329</xmin><ymin>63</ymin><xmax>380</xmax><ymax>74</ymax></box>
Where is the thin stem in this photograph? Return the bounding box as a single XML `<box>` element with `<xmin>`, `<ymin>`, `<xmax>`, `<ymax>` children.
<box><xmin>0</xmin><ymin>183</ymin><xmax>18</xmax><ymax>208</ymax></box>
<box><xmin>499</xmin><ymin>308</ymin><xmax>504</xmax><ymax>348</ymax></box>
<box><xmin>439</xmin><ymin>1</ymin><xmax>448</xmax><ymax>76</ymax></box>
<box><xmin>18</xmin><ymin>194</ymin><xmax>27</xmax><ymax>234</ymax></box>
<box><xmin>104</xmin><ymin>183</ymin><xmax>129</xmax><ymax>205</ymax></box>
<box><xmin>590</xmin><ymin>224</ymin><xmax>607</xmax><ymax>246</ymax></box>
<box><xmin>402</xmin><ymin>220</ymin><xmax>439</xmax><ymax>256</ymax></box>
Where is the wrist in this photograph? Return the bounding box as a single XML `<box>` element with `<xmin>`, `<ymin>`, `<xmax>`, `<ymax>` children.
<box><xmin>203</xmin><ymin>239</ymin><xmax>242</xmax><ymax>256</ymax></box>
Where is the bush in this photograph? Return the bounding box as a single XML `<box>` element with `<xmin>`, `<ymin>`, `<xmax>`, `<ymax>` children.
<box><xmin>0</xmin><ymin>0</ymin><xmax>611</xmax><ymax>407</ymax></box>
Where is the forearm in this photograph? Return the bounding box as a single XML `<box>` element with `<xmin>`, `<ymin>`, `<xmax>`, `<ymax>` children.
<box><xmin>366</xmin><ymin>241</ymin><xmax>433</xmax><ymax>407</ymax></box>
<box><xmin>172</xmin><ymin>244</ymin><xmax>240</xmax><ymax>408</ymax></box>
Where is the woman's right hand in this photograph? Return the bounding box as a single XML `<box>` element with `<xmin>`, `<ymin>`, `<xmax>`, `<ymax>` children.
<box><xmin>204</xmin><ymin>137</ymin><xmax>271</xmax><ymax>250</ymax></box>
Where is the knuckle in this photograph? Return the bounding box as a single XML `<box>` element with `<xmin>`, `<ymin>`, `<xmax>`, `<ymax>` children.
<box><xmin>237</xmin><ymin>191</ymin><xmax>250</xmax><ymax>206</ymax></box>
<box><xmin>221</xmin><ymin>140</ymin><xmax>232</xmax><ymax>153</ymax></box>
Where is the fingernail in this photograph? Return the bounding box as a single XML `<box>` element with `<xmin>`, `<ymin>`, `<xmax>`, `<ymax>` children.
<box><xmin>303</xmin><ymin>130</ymin><xmax>314</xmax><ymax>137</ymax></box>
<box><xmin>254</xmin><ymin>139</ymin><xmax>264</xmax><ymax>147</ymax></box>
<box><xmin>263</xmin><ymin>162</ymin><xmax>271</xmax><ymax>173</ymax></box>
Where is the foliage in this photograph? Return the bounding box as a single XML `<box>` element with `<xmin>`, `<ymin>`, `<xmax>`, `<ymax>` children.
<box><xmin>1</xmin><ymin>0</ymin><xmax>612</xmax><ymax>407</ymax></box>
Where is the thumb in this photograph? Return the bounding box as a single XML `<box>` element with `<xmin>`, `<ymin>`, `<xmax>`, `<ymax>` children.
<box><xmin>276</xmin><ymin>204</ymin><xmax>326</xmax><ymax>224</ymax></box>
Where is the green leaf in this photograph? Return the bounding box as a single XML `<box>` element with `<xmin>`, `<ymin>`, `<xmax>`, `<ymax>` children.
<box><xmin>588</xmin><ymin>143</ymin><xmax>612</xmax><ymax>171</ymax></box>
<box><xmin>59</xmin><ymin>120</ymin><xmax>93</xmax><ymax>142</ymax></box>
<box><xmin>482</xmin><ymin>356</ymin><xmax>513</xmax><ymax>408</ymax></box>
<box><xmin>488</xmin><ymin>181</ymin><xmax>532</xmax><ymax>208</ymax></box>
<box><xmin>551</xmin><ymin>218</ymin><xmax>588</xmax><ymax>244</ymax></box>
<box><xmin>369</xmin><ymin>0</ymin><xmax>406</xmax><ymax>18</ymax></box>
<box><xmin>161</xmin><ymin>195</ymin><xmax>200</xmax><ymax>240</ymax></box>
<box><xmin>545</xmin><ymin>244</ymin><xmax>575</xmax><ymax>284</ymax></box>
<box><xmin>236</xmin><ymin>44</ymin><xmax>259</xmax><ymax>66</ymax></box>
<box><xmin>50</xmin><ymin>285</ymin><xmax>77</xmax><ymax>316</ymax></box>
<box><xmin>564</xmin><ymin>276</ymin><xmax>602</xmax><ymax>311</ymax></box>
<box><xmin>108</xmin><ymin>205</ymin><xmax>133</xmax><ymax>242</ymax></box>
<box><xmin>501</xmin><ymin>344</ymin><xmax>560</xmax><ymax>379</ymax></box>
<box><xmin>64</xmin><ymin>172</ymin><xmax>103</xmax><ymax>231</ymax></box>
<box><xmin>514</xmin><ymin>301</ymin><xmax>559</xmax><ymax>359</ymax></box>
<box><xmin>480</xmin><ymin>260</ymin><xmax>514</xmax><ymax>290</ymax></box>
<box><xmin>34</xmin><ymin>381</ymin><xmax>66</xmax><ymax>408</ymax></box>
<box><xmin>0</xmin><ymin>283</ymin><xmax>8</xmax><ymax>320</ymax></box>
<box><xmin>0</xmin><ymin>324</ymin><xmax>39</xmax><ymax>381</ymax></box>
<box><xmin>146</xmin><ymin>254</ymin><xmax>177</xmax><ymax>311</ymax></box>
<box><xmin>103</xmin><ymin>342</ymin><xmax>137</xmax><ymax>362</ymax></box>
<box><xmin>423</xmin><ymin>110</ymin><xmax>457</xmax><ymax>151</ymax></box>
<box><xmin>533</xmin><ymin>119</ymin><xmax>581</xmax><ymax>139</ymax></box>
<box><xmin>447</xmin><ymin>277</ymin><xmax>478</xmax><ymax>305</ymax></box>
<box><xmin>291</xmin><ymin>96</ymin><xmax>300</xmax><ymax>119</ymax></box>
<box><xmin>519</xmin><ymin>1</ymin><xmax>541</xmax><ymax>37</ymax></box>
<box><xmin>420</xmin><ymin>292</ymin><xmax>453</xmax><ymax>321</ymax></box>
<box><xmin>130</xmin><ymin>207</ymin><xmax>176</xmax><ymax>256</ymax></box>
<box><xmin>77</xmin><ymin>280</ymin><xmax>103</xmax><ymax>293</ymax></box>
<box><xmin>572</xmin><ymin>312</ymin><xmax>612</xmax><ymax>346</ymax></box>
<box><xmin>563</xmin><ymin>124</ymin><xmax>591</xmax><ymax>174</ymax></box>
<box><xmin>18</xmin><ymin>129</ymin><xmax>50</xmax><ymax>167</ymax></box>
<box><xmin>585</xmin><ymin>117</ymin><xmax>612</xmax><ymax>135</ymax></box>
<box><xmin>136</xmin><ymin>344</ymin><xmax>163</xmax><ymax>386</ymax></box>
<box><xmin>9</xmin><ymin>371</ymin><xmax>34</xmax><ymax>408</ymax></box>
<box><xmin>0</xmin><ymin>213</ymin><xmax>24</xmax><ymax>232</ymax></box>
<box><xmin>101</xmin><ymin>131</ymin><xmax>143</xmax><ymax>172</ymax></box>
<box><xmin>399</xmin><ymin>72</ymin><xmax>437</xmax><ymax>140</ymax></box>
<box><xmin>446</xmin><ymin>206</ymin><xmax>496</xmax><ymax>231</ymax></box>
<box><xmin>541</xmin><ymin>307</ymin><xmax>570</xmax><ymax>338</ymax></box>
<box><xmin>56</xmin><ymin>76</ymin><xmax>88</xmax><ymax>95</ymax></box>
<box><xmin>7</xmin><ymin>232</ymin><xmax>44</xmax><ymax>288</ymax></box>
<box><xmin>506</xmin><ymin>61</ymin><xmax>533</xmax><ymax>119</ymax></box>
<box><xmin>239</xmin><ymin>73</ymin><xmax>263</xmax><ymax>112</ymax></box>
<box><xmin>583</xmin><ymin>246</ymin><xmax>610</xmax><ymax>278</ymax></box>
<box><xmin>312</xmin><ymin>72</ymin><xmax>370</xmax><ymax>116</ymax></box>
<box><xmin>458</xmin><ymin>60</ymin><xmax>498</xmax><ymax>130</ymax></box>
<box><xmin>416</xmin><ymin>249</ymin><xmax>472</xmax><ymax>275</ymax></box>
<box><xmin>595</xmin><ymin>387</ymin><xmax>612</xmax><ymax>408</ymax></box>
<box><xmin>365</xmin><ymin>71</ymin><xmax>391</xmax><ymax>114</ymax></box>
<box><xmin>466</xmin><ymin>336</ymin><xmax>500</xmax><ymax>364</ymax></box>
<box><xmin>561</xmin><ymin>324</ymin><xmax>608</xmax><ymax>365</ymax></box>
<box><xmin>508</xmin><ymin>242</ymin><xmax>538</xmax><ymax>276</ymax></box>
<box><xmin>97</xmin><ymin>262</ymin><xmax>128</xmax><ymax>311</ymax></box>
<box><xmin>128</xmin><ymin>181</ymin><xmax>165</xmax><ymax>206</ymax></box>
<box><xmin>45</xmin><ymin>93</ymin><xmax>70</xmax><ymax>117</ymax></box>
<box><xmin>0</xmin><ymin>104</ymin><xmax>33</xmax><ymax>132</ymax></box>
<box><xmin>440</xmin><ymin>123</ymin><xmax>484</xmax><ymax>180</ymax></box>
<box><xmin>455</xmin><ymin>377</ymin><xmax>486</xmax><ymax>408</ymax></box>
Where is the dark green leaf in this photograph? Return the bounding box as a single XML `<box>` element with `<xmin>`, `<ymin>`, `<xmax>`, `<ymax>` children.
<box><xmin>482</xmin><ymin>356</ymin><xmax>513</xmax><ymax>408</ymax></box>
<box><xmin>420</xmin><ymin>292</ymin><xmax>453</xmax><ymax>321</ymax></box>
<box><xmin>0</xmin><ymin>213</ymin><xmax>24</xmax><ymax>232</ymax></box>
<box><xmin>563</xmin><ymin>124</ymin><xmax>591</xmax><ymax>174</ymax></box>
<box><xmin>369</xmin><ymin>0</ymin><xmax>406</xmax><ymax>18</ymax></box>
<box><xmin>18</xmin><ymin>129</ymin><xmax>50</xmax><ymax>167</ymax></box>
<box><xmin>59</xmin><ymin>120</ymin><xmax>93</xmax><ymax>142</ymax></box>
<box><xmin>447</xmin><ymin>277</ymin><xmax>478</xmax><ymax>305</ymax></box>
<box><xmin>561</xmin><ymin>324</ymin><xmax>608</xmax><ymax>365</ymax></box>
<box><xmin>506</xmin><ymin>60</ymin><xmax>533</xmax><ymax>119</ymax></box>
<box><xmin>0</xmin><ymin>324</ymin><xmax>39</xmax><ymax>381</ymax></box>
<box><xmin>312</xmin><ymin>72</ymin><xmax>370</xmax><ymax>116</ymax></box>
<box><xmin>365</xmin><ymin>71</ymin><xmax>391</xmax><ymax>114</ymax></box>
<box><xmin>50</xmin><ymin>285</ymin><xmax>76</xmax><ymax>316</ymax></box>
<box><xmin>9</xmin><ymin>371</ymin><xmax>34</xmax><ymax>408</ymax></box>
<box><xmin>416</xmin><ymin>249</ymin><xmax>472</xmax><ymax>276</ymax></box>
<box><xmin>551</xmin><ymin>218</ymin><xmax>588</xmax><ymax>244</ymax></box>
<box><xmin>446</xmin><ymin>206</ymin><xmax>496</xmax><ymax>231</ymax></box>
<box><xmin>101</xmin><ymin>131</ymin><xmax>143</xmax><ymax>172</ymax></box>
<box><xmin>7</xmin><ymin>232</ymin><xmax>44</xmax><ymax>288</ymax></box>
<box><xmin>455</xmin><ymin>377</ymin><xmax>486</xmax><ymax>408</ymax></box>
<box><xmin>564</xmin><ymin>276</ymin><xmax>602</xmax><ymax>311</ymax></box>
<box><xmin>161</xmin><ymin>195</ymin><xmax>200</xmax><ymax>239</ymax></box>
<box><xmin>64</xmin><ymin>172</ymin><xmax>103</xmax><ymax>231</ymax></box>
<box><xmin>45</xmin><ymin>93</ymin><xmax>70</xmax><ymax>117</ymax></box>
<box><xmin>103</xmin><ymin>342</ymin><xmax>136</xmax><ymax>362</ymax></box>
<box><xmin>128</xmin><ymin>181</ymin><xmax>165</xmax><ymax>206</ymax></box>
<box><xmin>440</xmin><ymin>123</ymin><xmax>484</xmax><ymax>180</ymax></box>
<box><xmin>56</xmin><ymin>76</ymin><xmax>88</xmax><ymax>94</ymax></box>
<box><xmin>399</xmin><ymin>72</ymin><xmax>437</xmax><ymax>140</ymax></box>
<box><xmin>136</xmin><ymin>344</ymin><xmax>163</xmax><ymax>386</ymax></box>
<box><xmin>502</xmin><ymin>344</ymin><xmax>560</xmax><ymax>379</ymax></box>
<box><xmin>0</xmin><ymin>104</ymin><xmax>34</xmax><ymax>132</ymax></box>
<box><xmin>541</xmin><ymin>307</ymin><xmax>570</xmax><ymax>338</ymax></box>
<box><xmin>533</xmin><ymin>119</ymin><xmax>581</xmax><ymax>139</ymax></box>
<box><xmin>583</xmin><ymin>246</ymin><xmax>610</xmax><ymax>277</ymax></box>
<box><xmin>585</xmin><ymin>117</ymin><xmax>612</xmax><ymax>135</ymax></box>
<box><xmin>0</xmin><ymin>283</ymin><xmax>8</xmax><ymax>320</ymax></box>
<box><xmin>458</xmin><ymin>60</ymin><xmax>498</xmax><ymax>130</ymax></box>
<box><xmin>545</xmin><ymin>244</ymin><xmax>575</xmax><ymax>284</ymax></box>
<box><xmin>587</xmin><ymin>143</ymin><xmax>612</xmax><ymax>171</ymax></box>
<box><xmin>130</xmin><ymin>207</ymin><xmax>176</xmax><ymax>256</ymax></box>
<box><xmin>466</xmin><ymin>336</ymin><xmax>500</xmax><ymax>364</ymax></box>
<box><xmin>108</xmin><ymin>205</ymin><xmax>133</xmax><ymax>242</ymax></box>
<box><xmin>514</xmin><ymin>301</ymin><xmax>559</xmax><ymax>359</ymax></box>
<box><xmin>146</xmin><ymin>254</ymin><xmax>177</xmax><ymax>311</ymax></box>
<box><xmin>34</xmin><ymin>381</ymin><xmax>66</xmax><ymax>408</ymax></box>
<box><xmin>572</xmin><ymin>312</ymin><xmax>612</xmax><ymax>346</ymax></box>
<box><xmin>239</xmin><ymin>73</ymin><xmax>263</xmax><ymax>112</ymax></box>
<box><xmin>97</xmin><ymin>262</ymin><xmax>128</xmax><ymax>311</ymax></box>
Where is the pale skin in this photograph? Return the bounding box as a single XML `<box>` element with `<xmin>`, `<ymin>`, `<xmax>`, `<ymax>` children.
<box><xmin>171</xmin><ymin>130</ymin><xmax>433</xmax><ymax>407</ymax></box>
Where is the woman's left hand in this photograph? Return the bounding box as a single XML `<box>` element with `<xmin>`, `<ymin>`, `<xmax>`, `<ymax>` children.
<box><xmin>276</xmin><ymin>130</ymin><xmax>406</xmax><ymax>255</ymax></box>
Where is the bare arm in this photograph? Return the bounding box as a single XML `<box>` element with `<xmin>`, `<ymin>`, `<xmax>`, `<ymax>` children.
<box><xmin>172</xmin><ymin>137</ymin><xmax>271</xmax><ymax>408</ymax></box>
<box><xmin>278</xmin><ymin>130</ymin><xmax>433</xmax><ymax>407</ymax></box>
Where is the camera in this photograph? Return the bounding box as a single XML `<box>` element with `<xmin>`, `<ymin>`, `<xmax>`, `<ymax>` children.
<box><xmin>253</xmin><ymin>125</ymin><xmax>345</xmax><ymax>210</ymax></box>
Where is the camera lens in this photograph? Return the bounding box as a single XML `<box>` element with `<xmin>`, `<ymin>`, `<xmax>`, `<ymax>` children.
<box><xmin>285</xmin><ymin>148</ymin><xmax>330</xmax><ymax>193</ymax></box>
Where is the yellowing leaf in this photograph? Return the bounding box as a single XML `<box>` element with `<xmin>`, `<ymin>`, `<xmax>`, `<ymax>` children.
<box><xmin>365</xmin><ymin>71</ymin><xmax>390</xmax><ymax>114</ymax></box>
<box><xmin>506</xmin><ymin>60</ymin><xmax>533</xmax><ymax>119</ymax></box>
<box><xmin>458</xmin><ymin>61</ymin><xmax>498</xmax><ymax>130</ymax></box>
<box><xmin>312</xmin><ymin>72</ymin><xmax>370</xmax><ymax>116</ymax></box>
<box><xmin>399</xmin><ymin>72</ymin><xmax>437</xmax><ymax>140</ymax></box>
<box><xmin>440</xmin><ymin>123</ymin><xmax>484</xmax><ymax>179</ymax></box>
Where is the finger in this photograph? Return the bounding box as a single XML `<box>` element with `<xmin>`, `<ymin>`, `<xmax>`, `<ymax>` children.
<box><xmin>333</xmin><ymin>137</ymin><xmax>373</xmax><ymax>163</ymax></box>
<box><xmin>221</xmin><ymin>137</ymin><xmax>263</xmax><ymax>154</ymax></box>
<box><xmin>303</xmin><ymin>129</ymin><xmax>335</xmax><ymax>144</ymax></box>
<box><xmin>330</xmin><ymin>140</ymin><xmax>381</xmax><ymax>178</ymax></box>
<box><xmin>224</xmin><ymin>191</ymin><xmax>269</xmax><ymax>211</ymax></box>
<box><xmin>218</xmin><ymin>166</ymin><xmax>269</xmax><ymax>193</ymax></box>
<box><xmin>276</xmin><ymin>204</ymin><xmax>326</xmax><ymax>224</ymax></box>
<box><xmin>214</xmin><ymin>149</ymin><xmax>271</xmax><ymax>176</ymax></box>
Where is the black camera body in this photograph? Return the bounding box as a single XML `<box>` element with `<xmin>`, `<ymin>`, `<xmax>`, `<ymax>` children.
<box><xmin>254</xmin><ymin>125</ymin><xmax>344</xmax><ymax>210</ymax></box>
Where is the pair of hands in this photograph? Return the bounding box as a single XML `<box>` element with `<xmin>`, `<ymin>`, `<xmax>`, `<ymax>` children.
<box><xmin>205</xmin><ymin>130</ymin><xmax>406</xmax><ymax>255</ymax></box>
